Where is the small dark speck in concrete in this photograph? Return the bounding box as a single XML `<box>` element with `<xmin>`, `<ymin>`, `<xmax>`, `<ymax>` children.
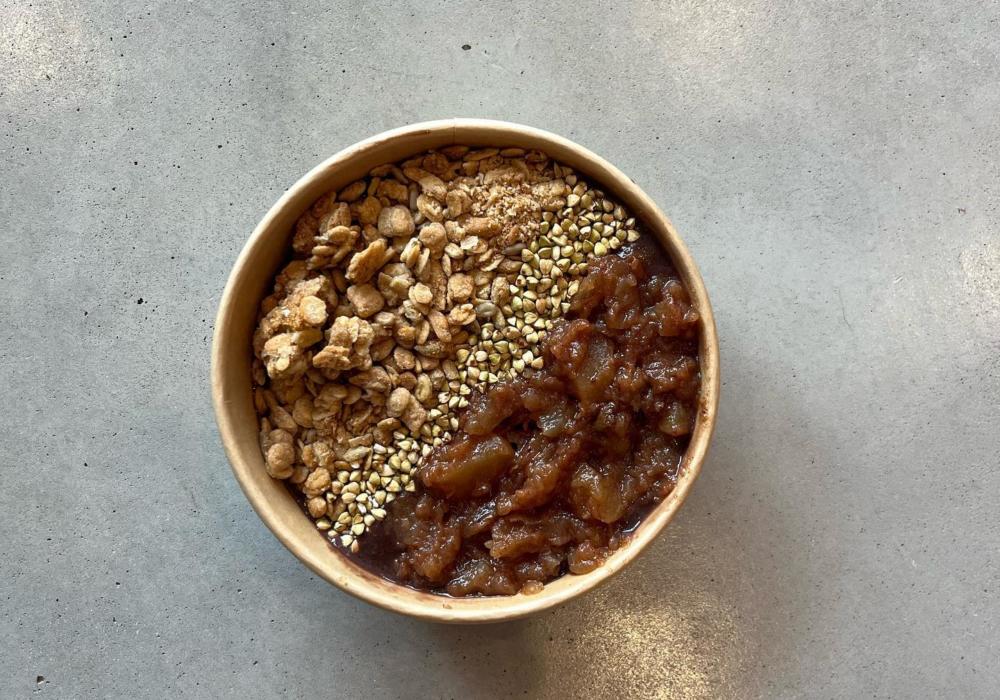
<box><xmin>137</xmin><ymin>298</ymin><xmax>144</xmax><ymax>305</ymax></box>
<box><xmin>36</xmin><ymin>676</ymin><xmax>45</xmax><ymax>684</ymax></box>
<box><xmin>462</xmin><ymin>44</ymin><xmax>471</xmax><ymax>50</ymax></box>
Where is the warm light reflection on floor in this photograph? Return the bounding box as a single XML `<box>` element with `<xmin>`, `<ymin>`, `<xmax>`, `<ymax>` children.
<box><xmin>1</xmin><ymin>1</ymin><xmax>95</xmax><ymax>99</ymax></box>
<box><xmin>961</xmin><ymin>239</ymin><xmax>1000</xmax><ymax>339</ymax></box>
<box><xmin>538</xmin><ymin>576</ymin><xmax>742</xmax><ymax>698</ymax></box>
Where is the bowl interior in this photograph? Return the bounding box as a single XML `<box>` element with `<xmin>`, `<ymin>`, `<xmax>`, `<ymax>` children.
<box><xmin>212</xmin><ymin>119</ymin><xmax>719</xmax><ymax>622</ymax></box>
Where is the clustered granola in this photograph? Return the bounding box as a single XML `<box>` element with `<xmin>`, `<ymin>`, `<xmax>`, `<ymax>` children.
<box><xmin>252</xmin><ymin>146</ymin><xmax>642</xmax><ymax>551</ymax></box>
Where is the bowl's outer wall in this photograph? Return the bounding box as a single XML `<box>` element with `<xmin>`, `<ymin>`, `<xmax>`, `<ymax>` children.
<box><xmin>212</xmin><ymin>119</ymin><xmax>719</xmax><ymax>623</ymax></box>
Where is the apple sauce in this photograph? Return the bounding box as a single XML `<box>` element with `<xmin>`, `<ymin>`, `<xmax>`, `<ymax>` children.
<box><xmin>353</xmin><ymin>236</ymin><xmax>702</xmax><ymax>595</ymax></box>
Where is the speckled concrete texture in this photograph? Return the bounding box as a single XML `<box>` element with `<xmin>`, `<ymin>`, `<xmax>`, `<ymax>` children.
<box><xmin>2</xmin><ymin>1</ymin><xmax>998</xmax><ymax>697</ymax></box>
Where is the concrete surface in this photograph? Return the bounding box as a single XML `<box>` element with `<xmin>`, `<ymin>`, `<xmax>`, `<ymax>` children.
<box><xmin>2</xmin><ymin>0</ymin><xmax>998</xmax><ymax>697</ymax></box>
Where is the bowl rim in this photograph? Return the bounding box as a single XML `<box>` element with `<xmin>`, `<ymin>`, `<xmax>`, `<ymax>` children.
<box><xmin>212</xmin><ymin>118</ymin><xmax>719</xmax><ymax>623</ymax></box>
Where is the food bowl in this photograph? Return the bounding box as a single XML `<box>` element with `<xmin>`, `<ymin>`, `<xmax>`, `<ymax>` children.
<box><xmin>211</xmin><ymin>119</ymin><xmax>719</xmax><ymax>623</ymax></box>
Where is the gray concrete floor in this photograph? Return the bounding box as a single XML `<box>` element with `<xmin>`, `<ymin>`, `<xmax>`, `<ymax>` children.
<box><xmin>2</xmin><ymin>1</ymin><xmax>998</xmax><ymax>697</ymax></box>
